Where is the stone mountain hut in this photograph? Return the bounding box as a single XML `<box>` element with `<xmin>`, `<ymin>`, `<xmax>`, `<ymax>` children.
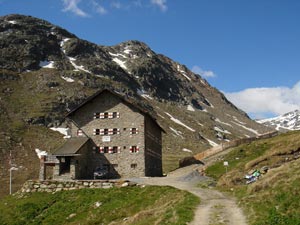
<box><xmin>40</xmin><ymin>89</ymin><xmax>164</xmax><ymax>180</ymax></box>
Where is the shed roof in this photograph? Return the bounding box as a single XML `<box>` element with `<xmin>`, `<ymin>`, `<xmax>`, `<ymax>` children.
<box><xmin>53</xmin><ymin>137</ymin><xmax>89</xmax><ymax>156</ymax></box>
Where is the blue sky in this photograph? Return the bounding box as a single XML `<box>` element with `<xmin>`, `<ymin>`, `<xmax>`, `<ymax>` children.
<box><xmin>1</xmin><ymin>0</ymin><xmax>300</xmax><ymax>119</ymax></box>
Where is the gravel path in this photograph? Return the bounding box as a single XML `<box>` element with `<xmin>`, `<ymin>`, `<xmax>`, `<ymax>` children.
<box><xmin>129</xmin><ymin>165</ymin><xmax>247</xmax><ymax>225</ymax></box>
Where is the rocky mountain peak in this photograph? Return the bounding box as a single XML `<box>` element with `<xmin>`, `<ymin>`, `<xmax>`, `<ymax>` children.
<box><xmin>258</xmin><ymin>109</ymin><xmax>300</xmax><ymax>131</ymax></box>
<box><xmin>0</xmin><ymin>14</ymin><xmax>273</xmax><ymax>190</ymax></box>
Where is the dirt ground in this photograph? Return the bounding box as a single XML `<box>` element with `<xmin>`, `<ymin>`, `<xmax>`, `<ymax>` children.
<box><xmin>129</xmin><ymin>164</ymin><xmax>247</xmax><ymax>225</ymax></box>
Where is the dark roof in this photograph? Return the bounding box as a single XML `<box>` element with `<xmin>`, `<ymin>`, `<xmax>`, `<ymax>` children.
<box><xmin>53</xmin><ymin>137</ymin><xmax>89</xmax><ymax>156</ymax></box>
<box><xmin>66</xmin><ymin>89</ymin><xmax>165</xmax><ymax>132</ymax></box>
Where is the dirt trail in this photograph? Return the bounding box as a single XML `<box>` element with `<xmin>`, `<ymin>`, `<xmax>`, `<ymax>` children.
<box><xmin>129</xmin><ymin>165</ymin><xmax>247</xmax><ymax>225</ymax></box>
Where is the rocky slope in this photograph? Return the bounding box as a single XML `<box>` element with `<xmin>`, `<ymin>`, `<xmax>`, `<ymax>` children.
<box><xmin>257</xmin><ymin>109</ymin><xmax>300</xmax><ymax>131</ymax></box>
<box><xmin>0</xmin><ymin>14</ymin><xmax>271</xmax><ymax>197</ymax></box>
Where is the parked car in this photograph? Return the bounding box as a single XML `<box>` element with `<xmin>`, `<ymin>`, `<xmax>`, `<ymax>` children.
<box><xmin>93</xmin><ymin>167</ymin><xmax>109</xmax><ymax>179</ymax></box>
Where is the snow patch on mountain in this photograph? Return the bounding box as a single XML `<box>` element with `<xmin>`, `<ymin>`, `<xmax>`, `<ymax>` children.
<box><xmin>112</xmin><ymin>58</ymin><xmax>129</xmax><ymax>71</ymax></box>
<box><xmin>258</xmin><ymin>109</ymin><xmax>300</xmax><ymax>130</ymax></box>
<box><xmin>215</xmin><ymin>118</ymin><xmax>233</xmax><ymax>127</ymax></box>
<box><xmin>232</xmin><ymin>121</ymin><xmax>260</xmax><ymax>135</ymax></box>
<box><xmin>50</xmin><ymin>127</ymin><xmax>71</xmax><ymax>138</ymax></box>
<box><xmin>68</xmin><ymin>57</ymin><xmax>91</xmax><ymax>73</ymax></box>
<box><xmin>61</xmin><ymin>76</ymin><xmax>74</xmax><ymax>82</ymax></box>
<box><xmin>39</xmin><ymin>60</ymin><xmax>55</xmax><ymax>68</ymax></box>
<box><xmin>182</xmin><ymin>148</ymin><xmax>193</xmax><ymax>153</ymax></box>
<box><xmin>206</xmin><ymin>137</ymin><xmax>219</xmax><ymax>147</ymax></box>
<box><xmin>165</xmin><ymin>112</ymin><xmax>195</xmax><ymax>132</ymax></box>
<box><xmin>177</xmin><ymin>65</ymin><xmax>191</xmax><ymax>81</ymax></box>
<box><xmin>35</xmin><ymin>148</ymin><xmax>47</xmax><ymax>159</ymax></box>
<box><xmin>205</xmin><ymin>98</ymin><xmax>214</xmax><ymax>108</ymax></box>
<box><xmin>187</xmin><ymin>105</ymin><xmax>195</xmax><ymax>111</ymax></box>
<box><xmin>109</xmin><ymin>52</ymin><xmax>127</xmax><ymax>58</ymax></box>
<box><xmin>169</xmin><ymin>127</ymin><xmax>184</xmax><ymax>139</ymax></box>
<box><xmin>7</xmin><ymin>20</ymin><xmax>17</xmax><ymax>24</ymax></box>
<box><xmin>214</xmin><ymin>126</ymin><xmax>231</xmax><ymax>134</ymax></box>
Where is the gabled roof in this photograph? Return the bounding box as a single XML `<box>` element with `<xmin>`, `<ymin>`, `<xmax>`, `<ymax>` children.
<box><xmin>66</xmin><ymin>89</ymin><xmax>165</xmax><ymax>132</ymax></box>
<box><xmin>53</xmin><ymin>137</ymin><xmax>89</xmax><ymax>156</ymax></box>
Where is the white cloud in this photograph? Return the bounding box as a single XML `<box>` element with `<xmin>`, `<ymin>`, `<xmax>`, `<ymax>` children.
<box><xmin>151</xmin><ymin>0</ymin><xmax>167</xmax><ymax>12</ymax></box>
<box><xmin>62</xmin><ymin>0</ymin><xmax>89</xmax><ymax>17</ymax></box>
<box><xmin>92</xmin><ymin>0</ymin><xmax>107</xmax><ymax>15</ymax></box>
<box><xmin>133</xmin><ymin>0</ymin><xmax>143</xmax><ymax>8</ymax></box>
<box><xmin>224</xmin><ymin>81</ymin><xmax>300</xmax><ymax>119</ymax></box>
<box><xmin>192</xmin><ymin>65</ymin><xmax>216</xmax><ymax>78</ymax></box>
<box><xmin>111</xmin><ymin>1</ymin><xmax>122</xmax><ymax>9</ymax></box>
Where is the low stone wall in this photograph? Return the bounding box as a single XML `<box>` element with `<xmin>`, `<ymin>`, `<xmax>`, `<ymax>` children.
<box><xmin>20</xmin><ymin>180</ymin><xmax>136</xmax><ymax>193</ymax></box>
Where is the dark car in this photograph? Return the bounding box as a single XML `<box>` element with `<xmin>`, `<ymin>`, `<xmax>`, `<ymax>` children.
<box><xmin>93</xmin><ymin>167</ymin><xmax>109</xmax><ymax>179</ymax></box>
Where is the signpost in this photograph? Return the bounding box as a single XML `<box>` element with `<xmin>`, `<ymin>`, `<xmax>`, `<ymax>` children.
<box><xmin>223</xmin><ymin>161</ymin><xmax>229</xmax><ymax>174</ymax></box>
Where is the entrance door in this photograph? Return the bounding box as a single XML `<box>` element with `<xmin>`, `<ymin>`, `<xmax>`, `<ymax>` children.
<box><xmin>60</xmin><ymin>157</ymin><xmax>71</xmax><ymax>174</ymax></box>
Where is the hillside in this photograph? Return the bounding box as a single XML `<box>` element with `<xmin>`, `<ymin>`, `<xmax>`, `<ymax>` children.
<box><xmin>258</xmin><ymin>109</ymin><xmax>300</xmax><ymax>131</ymax></box>
<box><xmin>0</xmin><ymin>186</ymin><xmax>199</xmax><ymax>225</ymax></box>
<box><xmin>0</xmin><ymin>14</ymin><xmax>271</xmax><ymax>198</ymax></box>
<box><xmin>205</xmin><ymin>130</ymin><xmax>300</xmax><ymax>225</ymax></box>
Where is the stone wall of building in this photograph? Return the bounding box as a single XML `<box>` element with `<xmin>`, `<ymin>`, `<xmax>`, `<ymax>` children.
<box><xmin>68</xmin><ymin>92</ymin><xmax>147</xmax><ymax>178</ymax></box>
<box><xmin>144</xmin><ymin>116</ymin><xmax>163</xmax><ymax>176</ymax></box>
<box><xmin>20</xmin><ymin>180</ymin><xmax>137</xmax><ymax>194</ymax></box>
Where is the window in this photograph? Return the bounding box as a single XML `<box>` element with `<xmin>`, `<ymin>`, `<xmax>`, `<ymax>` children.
<box><xmin>104</xmin><ymin>128</ymin><xmax>109</xmax><ymax>135</ymax></box>
<box><xmin>112</xmin><ymin>146</ymin><xmax>120</xmax><ymax>153</ymax></box>
<box><xmin>123</xmin><ymin>128</ymin><xmax>126</xmax><ymax>131</ymax></box>
<box><xmin>96</xmin><ymin>112</ymin><xmax>120</xmax><ymax>119</ymax></box>
<box><xmin>94</xmin><ymin>129</ymin><xmax>100</xmax><ymax>135</ymax></box>
<box><xmin>77</xmin><ymin>129</ymin><xmax>83</xmax><ymax>136</ymax></box>
<box><xmin>113</xmin><ymin>128</ymin><xmax>119</xmax><ymax>135</ymax></box>
<box><xmin>123</xmin><ymin>146</ymin><xmax>126</xmax><ymax>149</ymax></box>
<box><xmin>131</xmin><ymin>163</ymin><xmax>137</xmax><ymax>169</ymax></box>
<box><xmin>113</xmin><ymin>112</ymin><xmax>120</xmax><ymax>118</ymax></box>
<box><xmin>103</xmin><ymin>146</ymin><xmax>109</xmax><ymax>153</ymax></box>
<box><xmin>130</xmin><ymin>128</ymin><xmax>138</xmax><ymax>135</ymax></box>
<box><xmin>98</xmin><ymin>146</ymin><xmax>120</xmax><ymax>153</ymax></box>
<box><xmin>94</xmin><ymin>112</ymin><xmax>100</xmax><ymax>119</ymax></box>
<box><xmin>130</xmin><ymin>146</ymin><xmax>139</xmax><ymax>153</ymax></box>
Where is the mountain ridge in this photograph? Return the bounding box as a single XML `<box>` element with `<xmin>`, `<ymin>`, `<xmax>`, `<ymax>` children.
<box><xmin>0</xmin><ymin>14</ymin><xmax>272</xmax><ymax>197</ymax></box>
<box><xmin>258</xmin><ymin>109</ymin><xmax>300</xmax><ymax>131</ymax></box>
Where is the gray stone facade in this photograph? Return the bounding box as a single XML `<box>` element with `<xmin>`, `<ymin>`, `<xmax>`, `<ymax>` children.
<box><xmin>48</xmin><ymin>90</ymin><xmax>163</xmax><ymax>180</ymax></box>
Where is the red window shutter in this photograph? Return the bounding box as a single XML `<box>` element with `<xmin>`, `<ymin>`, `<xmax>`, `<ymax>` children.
<box><xmin>77</xmin><ymin>129</ymin><xmax>83</xmax><ymax>136</ymax></box>
<box><xmin>99</xmin><ymin>147</ymin><xmax>104</xmax><ymax>153</ymax></box>
<box><xmin>137</xmin><ymin>146</ymin><xmax>139</xmax><ymax>152</ymax></box>
<box><xmin>100</xmin><ymin>113</ymin><xmax>104</xmax><ymax>119</ymax></box>
<box><xmin>129</xmin><ymin>146</ymin><xmax>132</xmax><ymax>153</ymax></box>
<box><xmin>108</xmin><ymin>147</ymin><xmax>113</xmax><ymax>154</ymax></box>
<box><xmin>136</xmin><ymin>128</ymin><xmax>139</xmax><ymax>134</ymax></box>
<box><xmin>117</xmin><ymin>112</ymin><xmax>120</xmax><ymax>118</ymax></box>
<box><xmin>118</xmin><ymin>146</ymin><xmax>121</xmax><ymax>153</ymax></box>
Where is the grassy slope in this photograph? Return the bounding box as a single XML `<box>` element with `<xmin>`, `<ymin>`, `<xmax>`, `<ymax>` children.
<box><xmin>0</xmin><ymin>186</ymin><xmax>199</xmax><ymax>225</ymax></box>
<box><xmin>205</xmin><ymin>131</ymin><xmax>300</xmax><ymax>225</ymax></box>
